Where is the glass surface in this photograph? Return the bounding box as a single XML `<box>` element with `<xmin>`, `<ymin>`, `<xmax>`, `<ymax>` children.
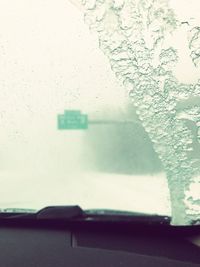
<box><xmin>0</xmin><ymin>0</ymin><xmax>199</xmax><ymax>225</ymax></box>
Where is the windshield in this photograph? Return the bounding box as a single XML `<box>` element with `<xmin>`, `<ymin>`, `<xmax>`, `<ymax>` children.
<box><xmin>0</xmin><ymin>0</ymin><xmax>199</xmax><ymax>225</ymax></box>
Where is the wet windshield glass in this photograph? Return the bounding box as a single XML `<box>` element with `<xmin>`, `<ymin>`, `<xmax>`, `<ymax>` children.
<box><xmin>0</xmin><ymin>0</ymin><xmax>199</xmax><ymax>225</ymax></box>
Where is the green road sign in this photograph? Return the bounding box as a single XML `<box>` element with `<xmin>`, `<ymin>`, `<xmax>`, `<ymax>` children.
<box><xmin>57</xmin><ymin>110</ymin><xmax>140</xmax><ymax>130</ymax></box>
<box><xmin>57</xmin><ymin>110</ymin><xmax>88</xmax><ymax>130</ymax></box>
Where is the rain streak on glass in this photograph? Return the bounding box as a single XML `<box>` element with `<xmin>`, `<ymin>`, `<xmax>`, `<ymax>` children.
<box><xmin>81</xmin><ymin>0</ymin><xmax>200</xmax><ymax>225</ymax></box>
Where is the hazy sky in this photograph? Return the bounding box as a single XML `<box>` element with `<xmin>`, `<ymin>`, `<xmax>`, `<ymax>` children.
<box><xmin>0</xmin><ymin>0</ymin><xmax>125</xmax><ymax>114</ymax></box>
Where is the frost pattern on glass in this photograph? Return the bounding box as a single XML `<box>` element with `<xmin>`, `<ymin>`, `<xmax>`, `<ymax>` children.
<box><xmin>81</xmin><ymin>0</ymin><xmax>200</xmax><ymax>225</ymax></box>
<box><xmin>188</xmin><ymin>26</ymin><xmax>200</xmax><ymax>67</ymax></box>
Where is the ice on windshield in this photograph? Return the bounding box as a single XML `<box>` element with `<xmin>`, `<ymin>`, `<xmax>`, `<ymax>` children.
<box><xmin>80</xmin><ymin>0</ymin><xmax>200</xmax><ymax>225</ymax></box>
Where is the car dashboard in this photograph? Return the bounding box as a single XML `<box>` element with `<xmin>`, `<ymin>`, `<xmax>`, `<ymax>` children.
<box><xmin>0</xmin><ymin>217</ymin><xmax>199</xmax><ymax>267</ymax></box>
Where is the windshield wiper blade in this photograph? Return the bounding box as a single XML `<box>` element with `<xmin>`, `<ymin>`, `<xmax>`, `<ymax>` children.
<box><xmin>84</xmin><ymin>209</ymin><xmax>171</xmax><ymax>225</ymax></box>
<box><xmin>0</xmin><ymin>208</ymin><xmax>37</xmax><ymax>213</ymax></box>
<box><xmin>0</xmin><ymin>206</ymin><xmax>84</xmax><ymax>220</ymax></box>
<box><xmin>0</xmin><ymin>206</ymin><xmax>171</xmax><ymax>225</ymax></box>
